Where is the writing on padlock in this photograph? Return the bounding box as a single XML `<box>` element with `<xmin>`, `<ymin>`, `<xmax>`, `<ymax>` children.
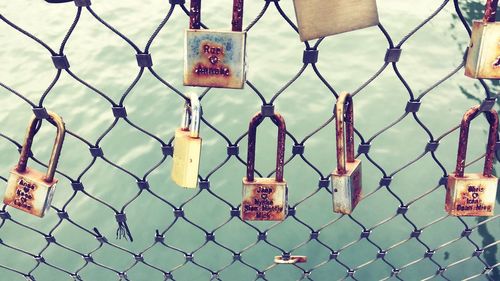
<box><xmin>446</xmin><ymin>105</ymin><xmax>498</xmax><ymax>216</ymax></box>
<box><xmin>242</xmin><ymin>111</ymin><xmax>287</xmax><ymax>221</ymax></box>
<box><xmin>331</xmin><ymin>92</ymin><xmax>362</xmax><ymax>215</ymax></box>
<box><xmin>184</xmin><ymin>0</ymin><xmax>247</xmax><ymax>89</ymax></box>
<box><xmin>465</xmin><ymin>0</ymin><xmax>500</xmax><ymax>79</ymax></box>
<box><xmin>3</xmin><ymin>112</ymin><xmax>66</xmax><ymax>217</ymax></box>
<box><xmin>171</xmin><ymin>93</ymin><xmax>202</xmax><ymax>188</ymax></box>
<box><xmin>292</xmin><ymin>0</ymin><xmax>379</xmax><ymax>42</ymax></box>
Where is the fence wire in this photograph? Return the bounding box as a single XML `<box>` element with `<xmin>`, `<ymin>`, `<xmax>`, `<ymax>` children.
<box><xmin>0</xmin><ymin>0</ymin><xmax>499</xmax><ymax>280</ymax></box>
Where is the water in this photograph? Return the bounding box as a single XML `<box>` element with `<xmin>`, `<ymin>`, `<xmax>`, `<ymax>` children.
<box><xmin>0</xmin><ymin>0</ymin><xmax>498</xmax><ymax>280</ymax></box>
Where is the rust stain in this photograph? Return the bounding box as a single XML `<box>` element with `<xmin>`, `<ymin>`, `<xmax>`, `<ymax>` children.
<box><xmin>351</xmin><ymin>167</ymin><xmax>362</xmax><ymax>209</ymax></box>
<box><xmin>246</xmin><ymin>112</ymin><xmax>286</xmax><ymax>182</ymax></box>
<box><xmin>335</xmin><ymin>92</ymin><xmax>354</xmax><ymax>175</ymax></box>
<box><xmin>455</xmin><ymin>106</ymin><xmax>498</xmax><ymax>177</ymax></box>
<box><xmin>483</xmin><ymin>0</ymin><xmax>498</xmax><ymax>23</ymax></box>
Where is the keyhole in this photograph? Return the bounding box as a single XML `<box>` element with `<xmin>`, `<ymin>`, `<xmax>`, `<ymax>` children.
<box><xmin>493</xmin><ymin>56</ymin><xmax>500</xmax><ymax>68</ymax></box>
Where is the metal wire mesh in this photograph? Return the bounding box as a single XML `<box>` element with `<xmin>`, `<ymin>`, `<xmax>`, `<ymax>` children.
<box><xmin>0</xmin><ymin>0</ymin><xmax>499</xmax><ymax>280</ymax></box>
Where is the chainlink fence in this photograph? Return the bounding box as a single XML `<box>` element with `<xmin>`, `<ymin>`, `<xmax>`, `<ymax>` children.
<box><xmin>0</xmin><ymin>0</ymin><xmax>499</xmax><ymax>280</ymax></box>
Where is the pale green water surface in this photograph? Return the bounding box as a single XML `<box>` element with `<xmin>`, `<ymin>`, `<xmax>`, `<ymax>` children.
<box><xmin>0</xmin><ymin>0</ymin><xmax>499</xmax><ymax>280</ymax></box>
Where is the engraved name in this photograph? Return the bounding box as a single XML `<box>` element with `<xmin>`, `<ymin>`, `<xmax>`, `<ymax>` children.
<box><xmin>456</xmin><ymin>184</ymin><xmax>492</xmax><ymax>213</ymax></box>
<box><xmin>243</xmin><ymin>185</ymin><xmax>284</xmax><ymax>220</ymax></box>
<box><xmin>13</xmin><ymin>178</ymin><xmax>36</xmax><ymax>210</ymax></box>
<box><xmin>193</xmin><ymin>44</ymin><xmax>231</xmax><ymax>77</ymax></box>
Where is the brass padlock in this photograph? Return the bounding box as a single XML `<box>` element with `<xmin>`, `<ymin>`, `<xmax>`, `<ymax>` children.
<box><xmin>446</xmin><ymin>105</ymin><xmax>498</xmax><ymax>216</ymax></box>
<box><xmin>184</xmin><ymin>0</ymin><xmax>247</xmax><ymax>89</ymax></box>
<box><xmin>3</xmin><ymin>112</ymin><xmax>66</xmax><ymax>217</ymax></box>
<box><xmin>292</xmin><ymin>0</ymin><xmax>379</xmax><ymax>42</ymax></box>
<box><xmin>331</xmin><ymin>92</ymin><xmax>362</xmax><ymax>215</ymax></box>
<box><xmin>465</xmin><ymin>0</ymin><xmax>500</xmax><ymax>79</ymax></box>
<box><xmin>171</xmin><ymin>93</ymin><xmax>202</xmax><ymax>188</ymax></box>
<box><xmin>242</xmin><ymin>111</ymin><xmax>287</xmax><ymax>221</ymax></box>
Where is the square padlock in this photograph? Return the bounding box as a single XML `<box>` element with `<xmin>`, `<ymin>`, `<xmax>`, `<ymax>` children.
<box><xmin>332</xmin><ymin>159</ymin><xmax>362</xmax><ymax>214</ymax></box>
<box><xmin>171</xmin><ymin>93</ymin><xmax>202</xmax><ymax>189</ymax></box>
<box><xmin>4</xmin><ymin>167</ymin><xmax>57</xmax><ymax>217</ymax></box>
<box><xmin>184</xmin><ymin>0</ymin><xmax>247</xmax><ymax>89</ymax></box>
<box><xmin>446</xmin><ymin>105</ymin><xmax>498</xmax><ymax>216</ymax></box>
<box><xmin>446</xmin><ymin>174</ymin><xmax>497</xmax><ymax>216</ymax></box>
<box><xmin>465</xmin><ymin>21</ymin><xmax>500</xmax><ymax>79</ymax></box>
<box><xmin>3</xmin><ymin>111</ymin><xmax>65</xmax><ymax>218</ymax></box>
<box><xmin>242</xmin><ymin>177</ymin><xmax>288</xmax><ymax>221</ymax></box>
<box><xmin>293</xmin><ymin>0</ymin><xmax>379</xmax><ymax>41</ymax></box>
<box><xmin>184</xmin><ymin>30</ymin><xmax>247</xmax><ymax>89</ymax></box>
<box><xmin>171</xmin><ymin>128</ymin><xmax>202</xmax><ymax>188</ymax></box>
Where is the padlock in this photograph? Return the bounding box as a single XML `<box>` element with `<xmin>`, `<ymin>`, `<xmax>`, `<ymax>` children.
<box><xmin>184</xmin><ymin>0</ymin><xmax>247</xmax><ymax>89</ymax></box>
<box><xmin>465</xmin><ymin>0</ymin><xmax>500</xmax><ymax>79</ymax></box>
<box><xmin>292</xmin><ymin>0</ymin><xmax>379</xmax><ymax>42</ymax></box>
<box><xmin>446</xmin><ymin>105</ymin><xmax>498</xmax><ymax>216</ymax></box>
<box><xmin>171</xmin><ymin>93</ymin><xmax>202</xmax><ymax>188</ymax></box>
<box><xmin>3</xmin><ymin>112</ymin><xmax>66</xmax><ymax>217</ymax></box>
<box><xmin>331</xmin><ymin>92</ymin><xmax>362</xmax><ymax>214</ymax></box>
<box><xmin>242</xmin><ymin>111</ymin><xmax>287</xmax><ymax>221</ymax></box>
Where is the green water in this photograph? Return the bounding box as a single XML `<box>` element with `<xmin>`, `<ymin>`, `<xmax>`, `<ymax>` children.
<box><xmin>0</xmin><ymin>0</ymin><xmax>499</xmax><ymax>280</ymax></box>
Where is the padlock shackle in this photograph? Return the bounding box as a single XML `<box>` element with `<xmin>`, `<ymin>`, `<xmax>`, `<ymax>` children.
<box><xmin>180</xmin><ymin>93</ymin><xmax>201</xmax><ymax>138</ymax></box>
<box><xmin>455</xmin><ymin>105</ymin><xmax>498</xmax><ymax>178</ymax></box>
<box><xmin>232</xmin><ymin>0</ymin><xmax>244</xmax><ymax>32</ymax></box>
<box><xmin>246</xmin><ymin>112</ymin><xmax>286</xmax><ymax>182</ymax></box>
<box><xmin>16</xmin><ymin>111</ymin><xmax>66</xmax><ymax>183</ymax></box>
<box><xmin>335</xmin><ymin>92</ymin><xmax>355</xmax><ymax>175</ymax></box>
<box><xmin>189</xmin><ymin>0</ymin><xmax>202</xmax><ymax>30</ymax></box>
<box><xmin>483</xmin><ymin>0</ymin><xmax>498</xmax><ymax>23</ymax></box>
<box><xmin>189</xmin><ymin>0</ymin><xmax>244</xmax><ymax>31</ymax></box>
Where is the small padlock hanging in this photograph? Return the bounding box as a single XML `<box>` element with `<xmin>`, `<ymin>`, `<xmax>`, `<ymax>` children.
<box><xmin>465</xmin><ymin>0</ymin><xmax>500</xmax><ymax>79</ymax></box>
<box><xmin>446</xmin><ymin>105</ymin><xmax>498</xmax><ymax>216</ymax></box>
<box><xmin>242</xmin><ymin>111</ymin><xmax>288</xmax><ymax>221</ymax></box>
<box><xmin>292</xmin><ymin>0</ymin><xmax>379</xmax><ymax>42</ymax></box>
<box><xmin>3</xmin><ymin>112</ymin><xmax>66</xmax><ymax>217</ymax></box>
<box><xmin>331</xmin><ymin>92</ymin><xmax>362</xmax><ymax>215</ymax></box>
<box><xmin>171</xmin><ymin>93</ymin><xmax>202</xmax><ymax>188</ymax></box>
<box><xmin>184</xmin><ymin>0</ymin><xmax>247</xmax><ymax>89</ymax></box>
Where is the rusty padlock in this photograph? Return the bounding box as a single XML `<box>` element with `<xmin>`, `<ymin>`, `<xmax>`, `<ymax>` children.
<box><xmin>171</xmin><ymin>93</ymin><xmax>202</xmax><ymax>188</ymax></box>
<box><xmin>446</xmin><ymin>105</ymin><xmax>498</xmax><ymax>216</ymax></box>
<box><xmin>242</xmin><ymin>112</ymin><xmax>287</xmax><ymax>221</ymax></box>
<box><xmin>3</xmin><ymin>112</ymin><xmax>66</xmax><ymax>217</ymax></box>
<box><xmin>465</xmin><ymin>0</ymin><xmax>500</xmax><ymax>79</ymax></box>
<box><xmin>292</xmin><ymin>0</ymin><xmax>379</xmax><ymax>41</ymax></box>
<box><xmin>184</xmin><ymin>0</ymin><xmax>247</xmax><ymax>89</ymax></box>
<box><xmin>331</xmin><ymin>92</ymin><xmax>362</xmax><ymax>215</ymax></box>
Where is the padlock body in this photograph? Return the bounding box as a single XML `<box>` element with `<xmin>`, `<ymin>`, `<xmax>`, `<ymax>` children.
<box><xmin>171</xmin><ymin>128</ymin><xmax>202</xmax><ymax>188</ymax></box>
<box><xmin>465</xmin><ymin>21</ymin><xmax>500</xmax><ymax>79</ymax></box>
<box><xmin>184</xmin><ymin>29</ymin><xmax>247</xmax><ymax>89</ymax></box>
<box><xmin>446</xmin><ymin>173</ymin><xmax>497</xmax><ymax>216</ymax></box>
<box><xmin>331</xmin><ymin>159</ymin><xmax>362</xmax><ymax>214</ymax></box>
<box><xmin>4</xmin><ymin>167</ymin><xmax>57</xmax><ymax>217</ymax></box>
<box><xmin>242</xmin><ymin>177</ymin><xmax>287</xmax><ymax>221</ymax></box>
<box><xmin>293</xmin><ymin>0</ymin><xmax>379</xmax><ymax>41</ymax></box>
